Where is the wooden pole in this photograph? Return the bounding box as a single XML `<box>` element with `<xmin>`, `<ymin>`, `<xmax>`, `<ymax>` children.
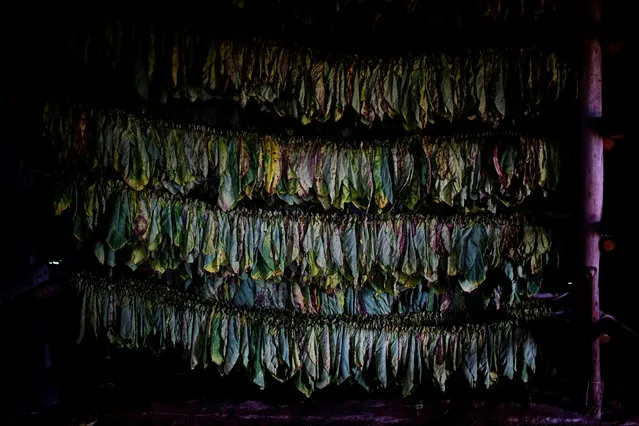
<box><xmin>581</xmin><ymin>0</ymin><xmax>603</xmax><ymax>419</ymax></box>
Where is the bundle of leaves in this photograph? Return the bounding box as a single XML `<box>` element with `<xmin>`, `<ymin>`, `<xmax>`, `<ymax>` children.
<box><xmin>45</xmin><ymin>104</ymin><xmax>559</xmax><ymax>212</ymax></box>
<box><xmin>57</xmin><ymin>179</ymin><xmax>554</xmax><ymax>294</ymax></box>
<box><xmin>74</xmin><ymin>23</ymin><xmax>573</xmax><ymax>128</ymax></box>
<box><xmin>77</xmin><ymin>272</ymin><xmax>549</xmax><ymax>396</ymax></box>
<box><xmin>184</xmin><ymin>271</ymin><xmax>555</xmax><ymax>316</ymax></box>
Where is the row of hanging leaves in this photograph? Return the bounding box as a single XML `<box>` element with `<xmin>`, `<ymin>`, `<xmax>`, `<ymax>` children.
<box><xmin>77</xmin><ymin>273</ymin><xmax>544</xmax><ymax>396</ymax></box>
<box><xmin>75</xmin><ymin>21</ymin><xmax>572</xmax><ymax>129</ymax></box>
<box><xmin>45</xmin><ymin>103</ymin><xmax>560</xmax><ymax>212</ymax></box>
<box><xmin>191</xmin><ymin>271</ymin><xmax>553</xmax><ymax>317</ymax></box>
<box><xmin>58</xmin><ymin>179</ymin><xmax>554</xmax><ymax>293</ymax></box>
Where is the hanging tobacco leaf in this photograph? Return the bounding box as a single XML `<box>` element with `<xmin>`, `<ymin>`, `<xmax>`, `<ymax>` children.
<box><xmin>63</xmin><ymin>179</ymin><xmax>554</xmax><ymax>295</ymax></box>
<box><xmin>75</xmin><ymin>273</ymin><xmax>549</xmax><ymax>396</ymax></box>
<box><xmin>47</xmin><ymin>104</ymin><xmax>560</xmax><ymax>212</ymax></box>
<box><xmin>75</xmin><ymin>23</ymin><xmax>574</xmax><ymax>127</ymax></box>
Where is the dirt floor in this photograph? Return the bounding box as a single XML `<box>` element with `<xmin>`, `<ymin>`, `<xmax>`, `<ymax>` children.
<box><xmin>95</xmin><ymin>399</ymin><xmax>639</xmax><ymax>425</ymax></box>
<box><xmin>5</xmin><ymin>396</ymin><xmax>639</xmax><ymax>425</ymax></box>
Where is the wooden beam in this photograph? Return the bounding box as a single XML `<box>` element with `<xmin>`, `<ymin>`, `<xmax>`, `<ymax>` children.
<box><xmin>580</xmin><ymin>0</ymin><xmax>603</xmax><ymax>419</ymax></box>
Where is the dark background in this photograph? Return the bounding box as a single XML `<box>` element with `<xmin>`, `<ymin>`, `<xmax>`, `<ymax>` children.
<box><xmin>0</xmin><ymin>1</ymin><xmax>633</xmax><ymax>422</ymax></box>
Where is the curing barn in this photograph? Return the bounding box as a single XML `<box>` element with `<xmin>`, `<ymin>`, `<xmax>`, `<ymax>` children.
<box><xmin>1</xmin><ymin>1</ymin><xmax>632</xmax><ymax>424</ymax></box>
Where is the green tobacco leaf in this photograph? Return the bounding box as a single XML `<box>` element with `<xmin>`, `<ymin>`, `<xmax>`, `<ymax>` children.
<box><xmin>73</xmin><ymin>212</ymin><xmax>87</xmax><ymax>242</ymax></box>
<box><xmin>130</xmin><ymin>245</ymin><xmax>148</xmax><ymax>265</ymax></box>
<box><xmin>242</xmin><ymin>135</ymin><xmax>259</xmax><ymax>197</ymax></box>
<box><xmin>172</xmin><ymin>202</ymin><xmax>185</xmax><ymax>248</ymax></box>
<box><xmin>375</xmin><ymin>331</ymin><xmax>388</xmax><ymax>388</ymax></box>
<box><xmin>457</xmin><ymin>224</ymin><xmax>488</xmax><ymax>292</ymax></box>
<box><xmin>463</xmin><ymin>330</ymin><xmax>478</xmax><ymax>386</ymax></box>
<box><xmin>53</xmin><ymin>183</ymin><xmax>73</xmax><ymax>216</ymax></box>
<box><xmin>324</xmin><ymin>146</ymin><xmax>338</xmax><ymax>205</ymax></box>
<box><xmin>185</xmin><ymin>205</ymin><xmax>199</xmax><ymax>258</ymax></box>
<box><xmin>106</xmin><ymin>247</ymin><xmax>117</xmax><ymax>268</ymax></box>
<box><xmin>148</xmin><ymin>198</ymin><xmax>162</xmax><ymax>251</ymax></box>
<box><xmin>380</xmin><ymin>147</ymin><xmax>394</xmax><ymax>205</ymax></box>
<box><xmin>431</xmin><ymin>332</ymin><xmax>449</xmax><ymax>391</ymax></box>
<box><xmin>372</xmin><ymin>147</ymin><xmax>388</xmax><ymax>208</ymax></box>
<box><xmin>93</xmin><ymin>241</ymin><xmax>105</xmax><ymax>265</ymax></box>
<box><xmin>190</xmin><ymin>312</ymin><xmax>202</xmax><ymax>368</ymax></box>
<box><xmin>224</xmin><ymin>317</ymin><xmax>240</xmax><ymax>374</ymax></box>
<box><xmin>264</xmin><ymin>136</ymin><xmax>282</xmax><ymax>196</ymax></box>
<box><xmin>124</xmin><ymin>124</ymin><xmax>150</xmax><ymax>191</ymax></box>
<box><xmin>202</xmin><ymin>211</ymin><xmax>217</xmax><ymax>256</ymax></box>
<box><xmin>495</xmin><ymin>58</ymin><xmax>506</xmax><ymax>117</ymax></box>
<box><xmin>499</xmin><ymin>324</ymin><xmax>515</xmax><ymax>380</ymax></box>
<box><xmin>161</xmin><ymin>200</ymin><xmax>174</xmax><ymax>244</ymax></box>
<box><xmin>218</xmin><ymin>136</ymin><xmax>240</xmax><ymax>211</ymax></box>
<box><xmin>330</xmin><ymin>229</ymin><xmax>344</xmax><ymax>269</ymax></box>
<box><xmin>251</xmin><ymin>325</ymin><xmax>265</xmax><ymax>389</ymax></box>
<box><xmin>210</xmin><ymin>313</ymin><xmax>223</xmax><ymax>365</ymax></box>
<box><xmin>476</xmin><ymin>55</ymin><xmax>486</xmax><ymax>119</ymax></box>
<box><xmin>317</xmin><ymin>326</ymin><xmax>331</xmax><ymax>389</ymax></box>
<box><xmin>84</xmin><ymin>182</ymin><xmax>97</xmax><ymax>218</ymax></box>
<box><xmin>302</xmin><ymin>326</ymin><xmax>319</xmax><ymax>387</ymax></box>
<box><xmin>263</xmin><ymin>330</ymin><xmax>279</xmax><ymax>378</ymax></box>
<box><xmin>106</xmin><ymin>193</ymin><xmax>131</xmax><ymax>251</ymax></box>
<box><xmin>203</xmin><ymin>43</ymin><xmax>217</xmax><ymax>90</ymax></box>
<box><xmin>402</xmin><ymin>333</ymin><xmax>416</xmax><ymax>396</ymax></box>
<box><xmin>255</xmin><ymin>220</ymin><xmax>275</xmax><ymax>279</ymax></box>
<box><xmin>343</xmin><ymin>223</ymin><xmax>358</xmax><ymax>281</ymax></box>
<box><xmin>413</xmin><ymin>222</ymin><xmax>428</xmax><ymax>276</ymax></box>
<box><xmin>239</xmin><ymin>319</ymin><xmax>250</xmax><ymax>369</ymax></box>
<box><xmin>338</xmin><ymin>326</ymin><xmax>350</xmax><ymax>385</ymax></box>
<box><xmin>440</xmin><ymin>54</ymin><xmax>454</xmax><ymax>121</ymax></box>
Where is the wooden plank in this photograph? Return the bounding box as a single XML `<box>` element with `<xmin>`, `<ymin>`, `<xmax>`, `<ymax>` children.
<box><xmin>580</xmin><ymin>0</ymin><xmax>603</xmax><ymax>419</ymax></box>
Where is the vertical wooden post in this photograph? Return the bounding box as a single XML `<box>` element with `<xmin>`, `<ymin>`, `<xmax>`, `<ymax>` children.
<box><xmin>581</xmin><ymin>0</ymin><xmax>603</xmax><ymax>419</ymax></box>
